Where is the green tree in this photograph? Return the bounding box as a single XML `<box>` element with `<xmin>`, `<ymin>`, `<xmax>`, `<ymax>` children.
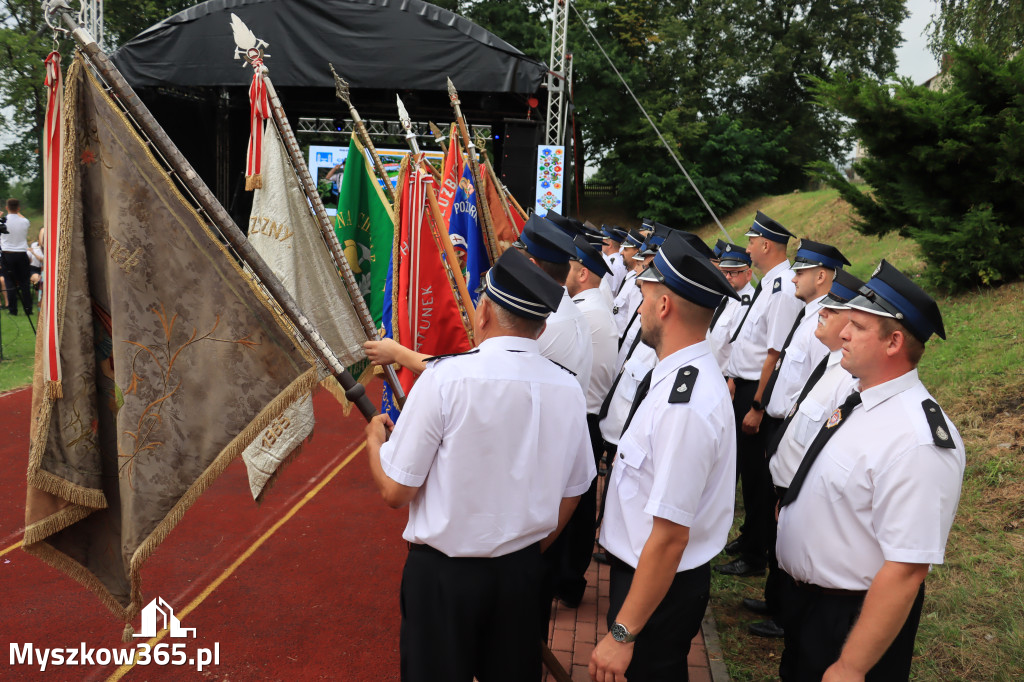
<box><xmin>928</xmin><ymin>0</ymin><xmax>1024</xmax><ymax>60</ymax></box>
<box><xmin>735</xmin><ymin>0</ymin><xmax>907</xmax><ymax>190</ymax></box>
<box><xmin>0</xmin><ymin>0</ymin><xmax>192</xmax><ymax>207</ymax></box>
<box><xmin>810</xmin><ymin>45</ymin><xmax>1024</xmax><ymax>292</ymax></box>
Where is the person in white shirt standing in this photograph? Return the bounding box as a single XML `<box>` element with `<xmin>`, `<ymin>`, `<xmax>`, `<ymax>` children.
<box><xmin>707</xmin><ymin>244</ymin><xmax>755</xmax><ymax>372</ymax></box>
<box><xmin>513</xmin><ymin>214</ymin><xmax>594</xmax><ymax>395</ymax></box>
<box><xmin>366</xmin><ymin>248</ymin><xmax>595</xmax><ymax>682</ymax></box>
<box><xmin>590</xmin><ymin>233</ymin><xmax>738</xmax><ymax>681</ymax></box>
<box><xmin>545</xmin><ymin>235</ymin><xmax>618</xmax><ymax>609</ymax></box>
<box><xmin>599</xmin><ymin>225</ymin><xmax>629</xmax><ymax>303</ymax></box>
<box><xmin>1</xmin><ymin>198</ymin><xmax>33</xmax><ymax>316</ymax></box>
<box><xmin>718</xmin><ymin>211</ymin><xmax>804</xmax><ymax>578</ymax></box>
<box><xmin>776</xmin><ymin>261</ymin><xmax>964</xmax><ymax>681</ymax></box>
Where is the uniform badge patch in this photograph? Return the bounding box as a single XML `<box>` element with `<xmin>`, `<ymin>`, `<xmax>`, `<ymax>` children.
<box><xmin>826</xmin><ymin>407</ymin><xmax>843</xmax><ymax>428</ymax></box>
<box><xmin>669</xmin><ymin>366</ymin><xmax>699</xmax><ymax>404</ymax></box>
<box><xmin>772</xmin><ymin>277</ymin><xmax>782</xmax><ymax>293</ymax></box>
<box><xmin>922</xmin><ymin>399</ymin><xmax>955</xmax><ymax>448</ymax></box>
<box><xmin>741</xmin><ymin>294</ymin><xmax>751</xmax><ymax>305</ymax></box>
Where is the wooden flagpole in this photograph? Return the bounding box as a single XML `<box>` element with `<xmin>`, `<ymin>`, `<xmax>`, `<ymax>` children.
<box><xmin>475</xmin><ymin>132</ymin><xmax>521</xmax><ymax>238</ymax></box>
<box><xmin>330</xmin><ymin>65</ymin><xmax>397</xmax><ymax>207</ymax></box>
<box><xmin>428</xmin><ymin>121</ymin><xmax>448</xmax><ymax>156</ymax></box>
<box><xmin>396</xmin><ymin>96</ymin><xmax>476</xmax><ymax>341</ymax></box>
<box><xmin>52</xmin><ymin>7</ymin><xmax>378</xmax><ymax>421</ymax></box>
<box><xmin>446</xmin><ymin>78</ymin><xmax>500</xmax><ymax>265</ymax></box>
<box><xmin>260</xmin><ymin>68</ymin><xmax>406</xmax><ymax>407</ymax></box>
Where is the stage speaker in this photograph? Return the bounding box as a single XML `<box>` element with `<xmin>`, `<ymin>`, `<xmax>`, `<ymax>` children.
<box><xmin>495</xmin><ymin>118</ymin><xmax>540</xmax><ymax>212</ymax></box>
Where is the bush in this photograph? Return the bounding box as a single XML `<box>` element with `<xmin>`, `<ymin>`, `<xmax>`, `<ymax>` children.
<box><xmin>810</xmin><ymin>45</ymin><xmax>1024</xmax><ymax>292</ymax></box>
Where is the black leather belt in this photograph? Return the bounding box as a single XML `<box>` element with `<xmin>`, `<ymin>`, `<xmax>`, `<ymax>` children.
<box><xmin>794</xmin><ymin>580</ymin><xmax>867</xmax><ymax>597</ymax></box>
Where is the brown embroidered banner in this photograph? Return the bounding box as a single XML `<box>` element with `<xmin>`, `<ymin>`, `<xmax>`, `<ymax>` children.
<box><xmin>24</xmin><ymin>56</ymin><xmax>319</xmax><ymax>635</ymax></box>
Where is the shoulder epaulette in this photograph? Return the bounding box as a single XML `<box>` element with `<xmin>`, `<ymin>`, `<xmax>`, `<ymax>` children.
<box><xmin>423</xmin><ymin>349</ymin><xmax>480</xmax><ymax>364</ymax></box>
<box><xmin>669</xmin><ymin>366</ymin><xmax>699</xmax><ymax>404</ymax></box>
<box><xmin>741</xmin><ymin>294</ymin><xmax>751</xmax><ymax>305</ymax></box>
<box><xmin>771</xmin><ymin>277</ymin><xmax>782</xmax><ymax>294</ymax></box>
<box><xmin>546</xmin><ymin>358</ymin><xmax>578</xmax><ymax>376</ymax></box>
<box><xmin>922</xmin><ymin>399</ymin><xmax>955</xmax><ymax>449</ymax></box>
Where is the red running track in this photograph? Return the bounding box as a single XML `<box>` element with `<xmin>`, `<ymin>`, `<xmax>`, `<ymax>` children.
<box><xmin>0</xmin><ymin>384</ymin><xmax>409</xmax><ymax>681</ymax></box>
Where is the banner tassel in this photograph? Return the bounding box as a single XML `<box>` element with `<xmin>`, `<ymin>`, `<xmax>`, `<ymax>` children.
<box><xmin>122</xmin><ymin>622</ymin><xmax>134</xmax><ymax>643</ymax></box>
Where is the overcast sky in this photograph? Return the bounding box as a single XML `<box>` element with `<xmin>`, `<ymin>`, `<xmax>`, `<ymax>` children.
<box><xmin>896</xmin><ymin>0</ymin><xmax>940</xmax><ymax>83</ymax></box>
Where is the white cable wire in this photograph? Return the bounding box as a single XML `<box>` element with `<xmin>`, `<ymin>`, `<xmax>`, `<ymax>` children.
<box><xmin>570</xmin><ymin>3</ymin><xmax>736</xmax><ymax>248</ymax></box>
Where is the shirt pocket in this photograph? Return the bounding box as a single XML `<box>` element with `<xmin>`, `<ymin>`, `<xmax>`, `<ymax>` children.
<box><xmin>794</xmin><ymin>399</ymin><xmax>827</xmax><ymax>448</ymax></box>
<box><xmin>614</xmin><ymin>433</ymin><xmax>648</xmax><ymax>502</ymax></box>
<box><xmin>814</xmin><ymin>447</ymin><xmax>854</xmax><ymax>503</ymax></box>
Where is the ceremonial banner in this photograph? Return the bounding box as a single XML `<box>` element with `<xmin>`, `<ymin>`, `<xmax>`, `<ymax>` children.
<box><xmin>245</xmin><ymin>121</ymin><xmax>369</xmax><ymax>499</ymax></box>
<box><xmin>335</xmin><ymin>133</ymin><xmax>396</xmax><ymax>328</ymax></box>
<box><xmin>481</xmin><ymin>158</ymin><xmax>521</xmax><ymax>253</ymax></box>
<box><xmin>434</xmin><ymin>123</ymin><xmax>461</xmax><ymax>226</ymax></box>
<box><xmin>449</xmin><ymin>164</ymin><xmax>489</xmax><ymax>305</ymax></box>
<box><xmin>382</xmin><ymin>160</ymin><xmax>473</xmax><ymax>420</ymax></box>
<box><xmin>535</xmin><ymin>145</ymin><xmax>565</xmax><ymax>216</ymax></box>
<box><xmin>23</xmin><ymin>58</ymin><xmax>318</xmax><ymax>632</ymax></box>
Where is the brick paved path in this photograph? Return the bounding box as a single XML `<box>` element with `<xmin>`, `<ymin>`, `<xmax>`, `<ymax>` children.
<box><xmin>543</xmin><ymin>558</ymin><xmax>724</xmax><ymax>682</ymax></box>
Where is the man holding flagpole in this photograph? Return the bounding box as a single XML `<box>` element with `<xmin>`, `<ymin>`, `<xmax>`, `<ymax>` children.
<box><xmin>366</xmin><ymin>248</ymin><xmax>595</xmax><ymax>682</ymax></box>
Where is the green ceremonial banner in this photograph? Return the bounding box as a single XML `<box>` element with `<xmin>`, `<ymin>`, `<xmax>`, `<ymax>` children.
<box><xmin>335</xmin><ymin>133</ymin><xmax>395</xmax><ymax>329</ymax></box>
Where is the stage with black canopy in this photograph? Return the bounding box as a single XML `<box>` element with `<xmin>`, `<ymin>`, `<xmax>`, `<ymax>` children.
<box><xmin>111</xmin><ymin>0</ymin><xmax>549</xmax><ymax>222</ymax></box>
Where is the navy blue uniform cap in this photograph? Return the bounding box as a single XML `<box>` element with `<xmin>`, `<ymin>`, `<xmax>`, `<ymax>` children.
<box><xmin>513</xmin><ymin>214</ymin><xmax>577</xmax><ymax>264</ymax></box>
<box><xmin>623</xmin><ymin>229</ymin><xmax>646</xmax><ymax>249</ymax></box>
<box><xmin>718</xmin><ymin>243</ymin><xmax>752</xmax><ymax>268</ymax></box>
<box><xmin>792</xmin><ymin>239</ymin><xmax>851</xmax><ymax>271</ymax></box>
<box><xmin>820</xmin><ymin>269</ymin><xmax>866</xmax><ymax>309</ymax></box>
<box><xmin>637</xmin><ymin>233</ymin><xmax>739</xmax><ymax>308</ymax></box>
<box><xmin>744</xmin><ymin>211</ymin><xmax>795</xmax><ymax>244</ymax></box>
<box><xmin>845</xmin><ymin>260</ymin><xmax>946</xmax><ymax>341</ymax></box>
<box><xmin>572</xmin><ymin>235</ymin><xmax>611</xmax><ymax>278</ymax></box>
<box><xmin>483</xmin><ymin>248</ymin><xmax>564</xmax><ymax>320</ymax></box>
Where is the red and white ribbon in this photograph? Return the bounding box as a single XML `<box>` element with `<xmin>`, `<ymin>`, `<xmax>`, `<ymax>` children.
<box><xmin>245</xmin><ymin>58</ymin><xmax>270</xmax><ymax>189</ymax></box>
<box><xmin>42</xmin><ymin>51</ymin><xmax>63</xmax><ymax>392</ymax></box>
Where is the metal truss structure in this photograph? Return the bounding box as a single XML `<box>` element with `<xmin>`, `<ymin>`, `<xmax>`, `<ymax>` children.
<box><xmin>296</xmin><ymin>117</ymin><xmax>491</xmax><ymax>143</ymax></box>
<box><xmin>545</xmin><ymin>0</ymin><xmax>570</xmax><ymax>146</ymax></box>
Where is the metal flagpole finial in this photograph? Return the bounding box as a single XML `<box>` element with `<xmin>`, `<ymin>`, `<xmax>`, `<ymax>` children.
<box><xmin>396</xmin><ymin>95</ymin><xmax>412</xmax><ymax>131</ymax></box>
<box><xmin>429</xmin><ymin>121</ymin><xmax>446</xmax><ymax>144</ymax></box>
<box><xmin>230</xmin><ymin>13</ymin><xmax>269</xmax><ymax>64</ymax></box>
<box><xmin>329</xmin><ymin>64</ymin><xmax>352</xmax><ymax>107</ymax></box>
<box><xmin>446</xmin><ymin>77</ymin><xmax>460</xmax><ymax>105</ymax></box>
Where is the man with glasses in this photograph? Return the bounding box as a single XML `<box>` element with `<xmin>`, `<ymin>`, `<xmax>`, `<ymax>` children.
<box><xmin>707</xmin><ymin>244</ymin><xmax>755</xmax><ymax>373</ymax></box>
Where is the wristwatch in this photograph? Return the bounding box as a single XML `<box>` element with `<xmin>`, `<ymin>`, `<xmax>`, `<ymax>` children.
<box><xmin>750</xmin><ymin>399</ymin><xmax>765</xmax><ymax>412</ymax></box>
<box><xmin>610</xmin><ymin>622</ymin><xmax>637</xmax><ymax>643</ymax></box>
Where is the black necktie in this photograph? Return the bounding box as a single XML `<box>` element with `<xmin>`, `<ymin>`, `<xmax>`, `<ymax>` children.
<box><xmin>597</xmin><ymin>332</ymin><xmax>645</xmax><ymax>422</ymax></box>
<box><xmin>781</xmin><ymin>391</ymin><xmax>862</xmax><ymax>507</ymax></box>
<box><xmin>618</xmin><ymin>308</ymin><xmax>641</xmax><ymax>350</ymax></box>
<box><xmin>729</xmin><ymin>280</ymin><xmax>762</xmax><ymax>342</ymax></box>
<box><xmin>765</xmin><ymin>355</ymin><xmax>830</xmax><ymax>458</ymax></box>
<box><xmin>615</xmin><ymin>271</ymin><xmax>633</xmax><ymax>297</ymax></box>
<box><xmin>619</xmin><ymin>369</ymin><xmax>654</xmax><ymax>438</ymax></box>
<box><xmin>760</xmin><ymin>307</ymin><xmax>806</xmax><ymax>408</ymax></box>
<box><xmin>708</xmin><ymin>299</ymin><xmax>729</xmax><ymax>332</ymax></box>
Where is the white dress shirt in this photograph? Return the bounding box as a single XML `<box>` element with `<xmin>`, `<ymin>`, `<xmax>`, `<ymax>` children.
<box><xmin>612</xmin><ymin>270</ymin><xmax>642</xmax><ymax>335</ymax></box>
<box><xmin>380</xmin><ymin>336</ymin><xmax>596</xmax><ymax>558</ymax></box>
<box><xmin>600</xmin><ymin>341</ymin><xmax>736</xmax><ymax>570</ymax></box>
<box><xmin>724</xmin><ymin>261</ymin><xmax>804</xmax><ymax>380</ymax></box>
<box><xmin>777</xmin><ymin>369</ymin><xmax>965</xmax><ymax>590</ymax></box>
<box><xmin>598</xmin><ymin>341</ymin><xmax>657</xmax><ymax>445</ymax></box>
<box><xmin>707</xmin><ymin>282</ymin><xmax>755</xmax><ymax>372</ymax></box>
<box><xmin>769</xmin><ymin>350</ymin><xmax>858</xmax><ymax>488</ymax></box>
<box><xmin>1</xmin><ymin>213</ymin><xmax>30</xmax><ymax>252</ymax></box>
<box><xmin>615</xmin><ymin>312</ymin><xmax>641</xmax><ymax>373</ymax></box>
<box><xmin>539</xmin><ymin>289</ymin><xmax>593</xmax><ymax>395</ymax></box>
<box><xmin>573</xmin><ymin>287</ymin><xmax>618</xmax><ymax>415</ymax></box>
<box><xmin>601</xmin><ymin>252</ymin><xmax>628</xmax><ymax>305</ymax></box>
<box><xmin>765</xmin><ymin>295</ymin><xmax>829</xmax><ymax>418</ymax></box>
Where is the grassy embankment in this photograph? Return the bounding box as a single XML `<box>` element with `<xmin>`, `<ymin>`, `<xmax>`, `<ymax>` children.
<box><xmin>688</xmin><ymin>190</ymin><xmax>1023</xmax><ymax>681</ymax></box>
